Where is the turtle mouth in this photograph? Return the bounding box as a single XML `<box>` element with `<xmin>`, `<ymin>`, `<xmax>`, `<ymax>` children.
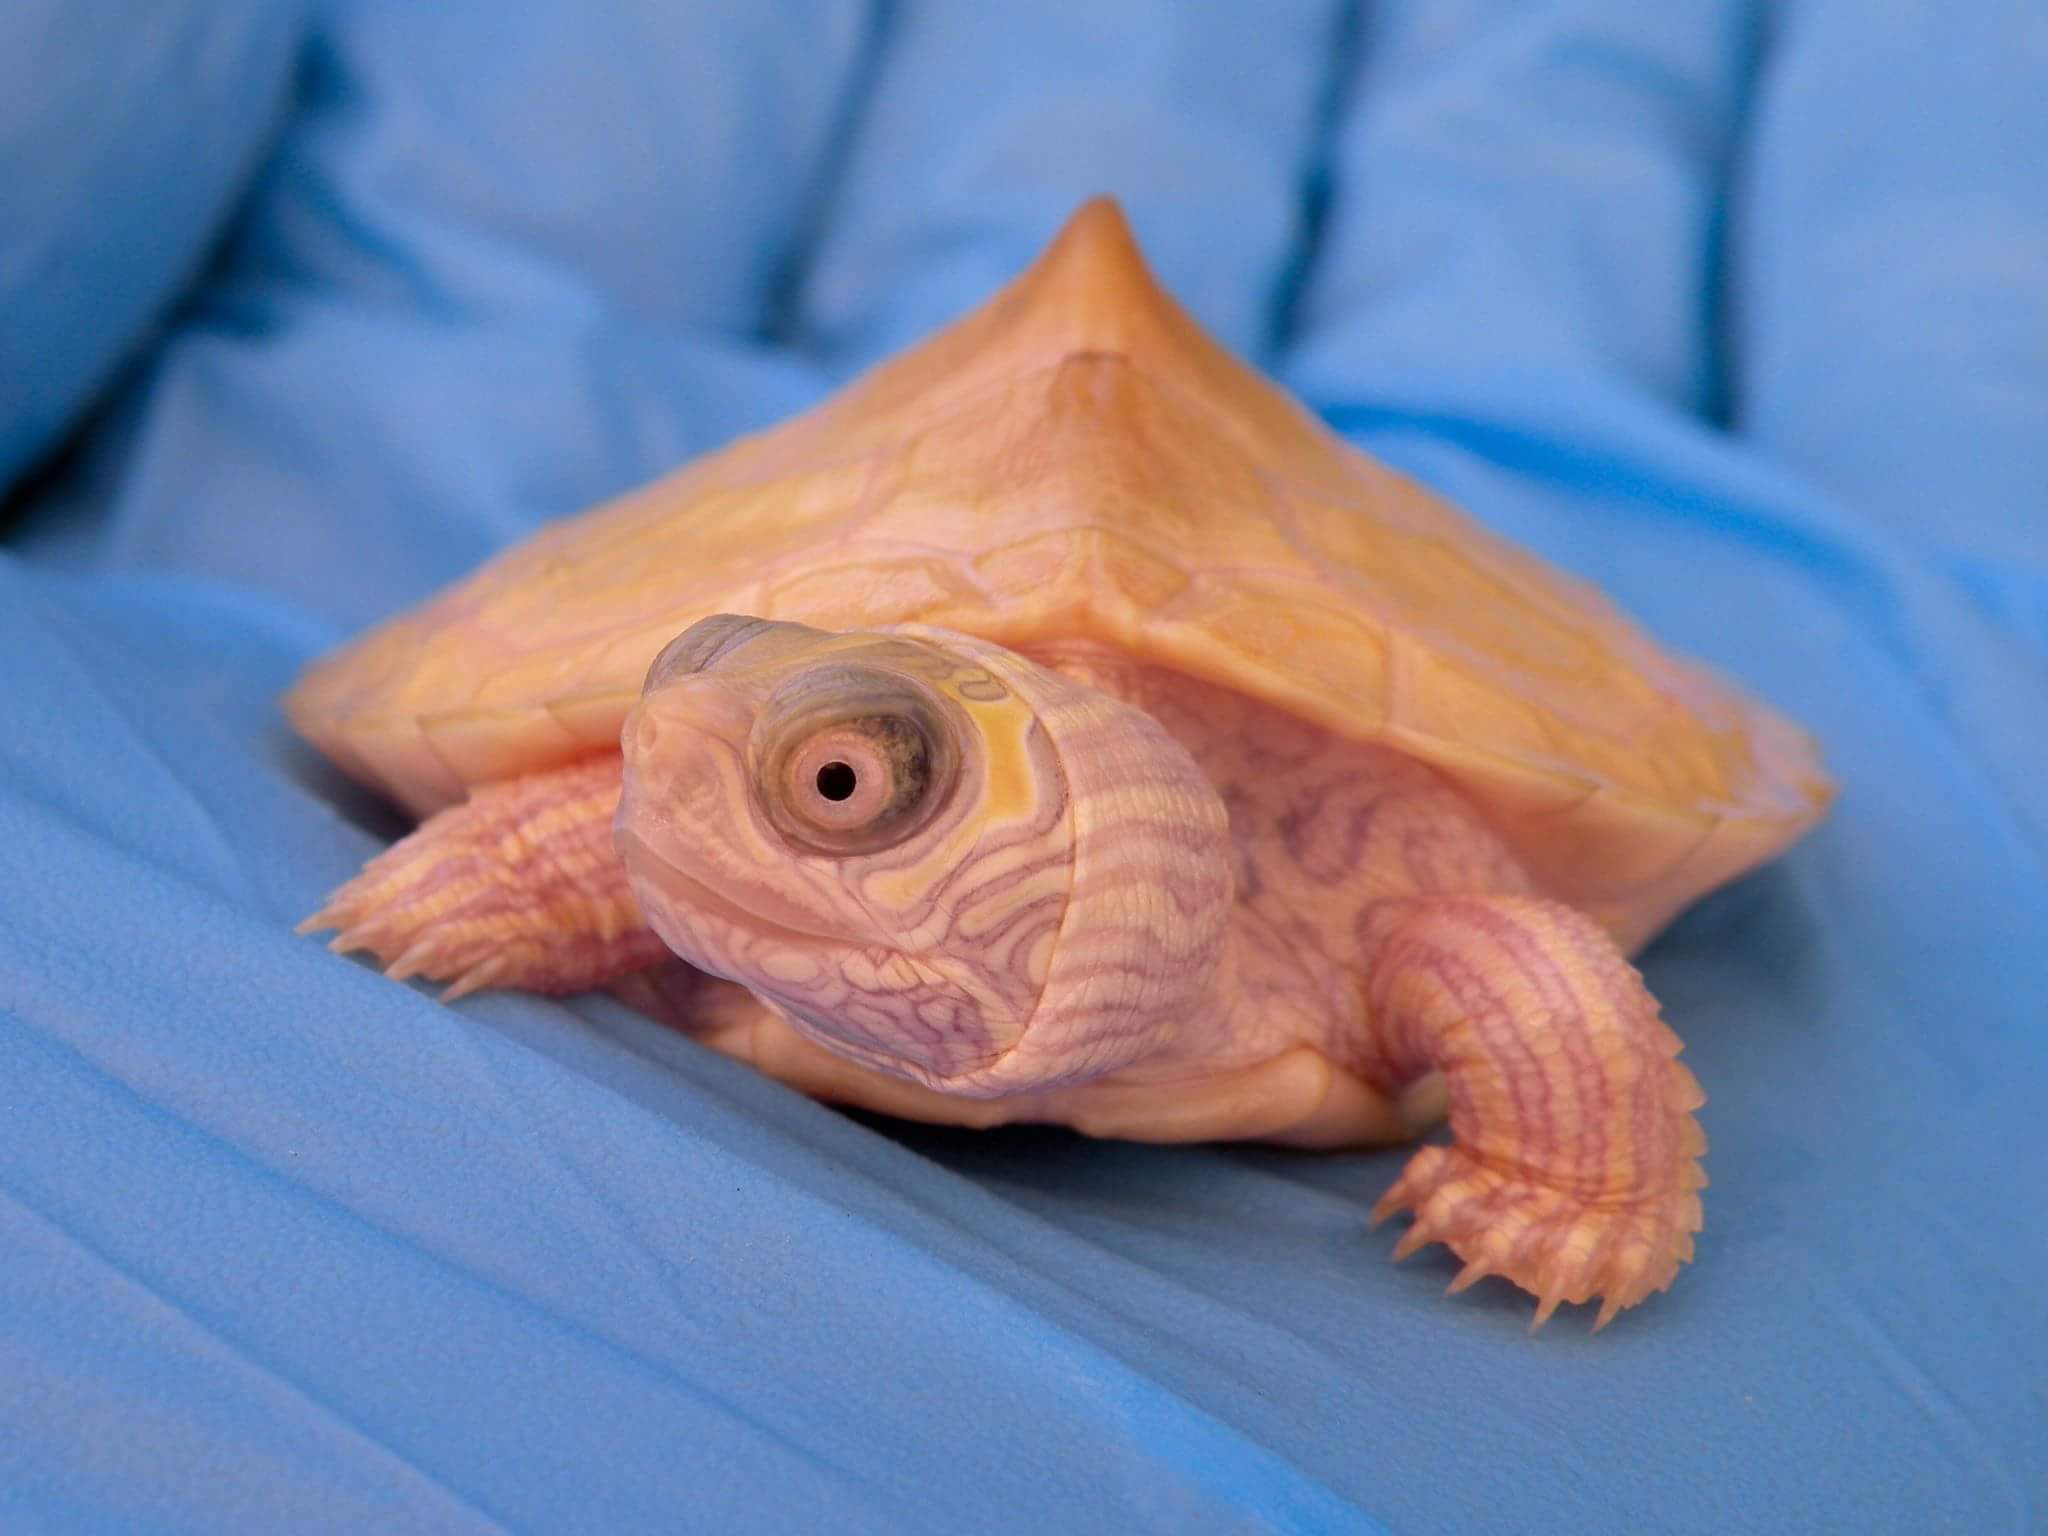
<box><xmin>615</xmin><ymin>824</ymin><xmax>853</xmax><ymax>954</ymax></box>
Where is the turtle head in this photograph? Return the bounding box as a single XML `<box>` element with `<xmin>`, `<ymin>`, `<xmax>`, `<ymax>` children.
<box><xmin>615</xmin><ymin>615</ymin><xmax>1232</xmax><ymax>1096</ymax></box>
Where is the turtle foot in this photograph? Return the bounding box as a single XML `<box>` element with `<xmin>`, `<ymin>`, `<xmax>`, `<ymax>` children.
<box><xmin>1372</xmin><ymin>1136</ymin><xmax>1706</xmax><ymax>1331</ymax></box>
<box><xmin>301</xmin><ymin>755</ymin><xmax>665</xmax><ymax>998</ymax></box>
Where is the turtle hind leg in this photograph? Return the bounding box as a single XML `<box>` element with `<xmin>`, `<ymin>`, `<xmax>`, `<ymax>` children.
<box><xmin>302</xmin><ymin>752</ymin><xmax>669</xmax><ymax>998</ymax></box>
<box><xmin>1360</xmin><ymin>895</ymin><xmax>1707</xmax><ymax>1330</ymax></box>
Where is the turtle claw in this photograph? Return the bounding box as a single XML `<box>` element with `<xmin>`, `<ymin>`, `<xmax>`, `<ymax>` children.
<box><xmin>383</xmin><ymin>937</ymin><xmax>444</xmax><ymax>984</ymax></box>
<box><xmin>1445</xmin><ymin>1259</ymin><xmax>1492</xmax><ymax>1297</ymax></box>
<box><xmin>440</xmin><ymin>957</ymin><xmax>511</xmax><ymax>1002</ymax></box>
<box><xmin>1373</xmin><ymin>1143</ymin><xmax>1705</xmax><ymax>1331</ymax></box>
<box><xmin>329</xmin><ymin>920</ymin><xmax>394</xmax><ymax>960</ymax></box>
<box><xmin>302</xmin><ymin>886</ymin><xmax>398</xmax><ymax>961</ymax></box>
<box><xmin>1386</xmin><ymin>1217</ymin><xmax>1440</xmax><ymax>1265</ymax></box>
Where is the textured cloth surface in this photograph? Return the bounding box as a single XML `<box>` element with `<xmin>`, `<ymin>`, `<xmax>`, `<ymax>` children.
<box><xmin>4</xmin><ymin>3</ymin><xmax>2045</xmax><ymax>1532</ymax></box>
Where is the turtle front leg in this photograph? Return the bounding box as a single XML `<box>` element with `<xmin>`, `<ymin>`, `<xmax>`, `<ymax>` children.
<box><xmin>302</xmin><ymin>753</ymin><xmax>669</xmax><ymax>997</ymax></box>
<box><xmin>1360</xmin><ymin>896</ymin><xmax>1707</xmax><ymax>1330</ymax></box>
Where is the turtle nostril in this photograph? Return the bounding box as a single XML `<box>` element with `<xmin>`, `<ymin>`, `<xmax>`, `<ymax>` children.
<box><xmin>815</xmin><ymin>761</ymin><xmax>857</xmax><ymax>802</ymax></box>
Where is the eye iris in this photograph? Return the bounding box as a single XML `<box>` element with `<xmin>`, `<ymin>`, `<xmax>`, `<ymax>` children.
<box><xmin>755</xmin><ymin>674</ymin><xmax>958</xmax><ymax>856</ymax></box>
<box><xmin>815</xmin><ymin>760</ymin><xmax>858</xmax><ymax>802</ymax></box>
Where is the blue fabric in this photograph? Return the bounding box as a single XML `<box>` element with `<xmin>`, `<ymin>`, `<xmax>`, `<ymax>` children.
<box><xmin>4</xmin><ymin>2</ymin><xmax>2045</xmax><ymax>1530</ymax></box>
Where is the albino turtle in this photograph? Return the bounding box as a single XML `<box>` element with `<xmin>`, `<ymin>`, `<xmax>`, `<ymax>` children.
<box><xmin>289</xmin><ymin>199</ymin><xmax>1832</xmax><ymax>1329</ymax></box>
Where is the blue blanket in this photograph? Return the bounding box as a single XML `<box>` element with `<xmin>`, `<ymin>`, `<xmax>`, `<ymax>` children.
<box><xmin>5</xmin><ymin>4</ymin><xmax>2044</xmax><ymax>1531</ymax></box>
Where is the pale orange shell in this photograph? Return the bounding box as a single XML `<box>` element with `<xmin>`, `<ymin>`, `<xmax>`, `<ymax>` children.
<box><xmin>286</xmin><ymin>200</ymin><xmax>1832</xmax><ymax>953</ymax></box>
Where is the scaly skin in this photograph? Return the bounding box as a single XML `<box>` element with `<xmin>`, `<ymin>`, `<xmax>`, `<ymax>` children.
<box><xmin>300</xmin><ymin>755</ymin><xmax>666</xmax><ymax>997</ymax></box>
<box><xmin>289</xmin><ymin>204</ymin><xmax>1798</xmax><ymax>1330</ymax></box>
<box><xmin>614</xmin><ymin>623</ymin><xmax>1235</xmax><ymax>1096</ymax></box>
<box><xmin>309</xmin><ymin>625</ymin><xmax>1705</xmax><ymax>1328</ymax></box>
<box><xmin>1034</xmin><ymin>647</ymin><xmax>1707</xmax><ymax>1328</ymax></box>
<box><xmin>1360</xmin><ymin>897</ymin><xmax>1705</xmax><ymax>1330</ymax></box>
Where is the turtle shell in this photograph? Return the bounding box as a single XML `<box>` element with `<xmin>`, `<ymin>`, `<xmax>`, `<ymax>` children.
<box><xmin>286</xmin><ymin>199</ymin><xmax>1832</xmax><ymax>953</ymax></box>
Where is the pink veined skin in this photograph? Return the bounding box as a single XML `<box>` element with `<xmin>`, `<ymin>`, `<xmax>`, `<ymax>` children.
<box><xmin>291</xmin><ymin>202</ymin><xmax>1792</xmax><ymax>1332</ymax></box>
<box><xmin>306</xmin><ymin>622</ymin><xmax>1706</xmax><ymax>1330</ymax></box>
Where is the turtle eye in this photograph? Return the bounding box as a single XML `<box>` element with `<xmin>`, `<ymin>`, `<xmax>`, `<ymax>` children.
<box><xmin>780</xmin><ymin>715</ymin><xmax>933</xmax><ymax>839</ymax></box>
<box><xmin>753</xmin><ymin>669</ymin><xmax>959</xmax><ymax>855</ymax></box>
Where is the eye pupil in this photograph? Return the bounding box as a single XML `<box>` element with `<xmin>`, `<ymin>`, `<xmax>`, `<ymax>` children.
<box><xmin>815</xmin><ymin>761</ymin><xmax>858</xmax><ymax>802</ymax></box>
